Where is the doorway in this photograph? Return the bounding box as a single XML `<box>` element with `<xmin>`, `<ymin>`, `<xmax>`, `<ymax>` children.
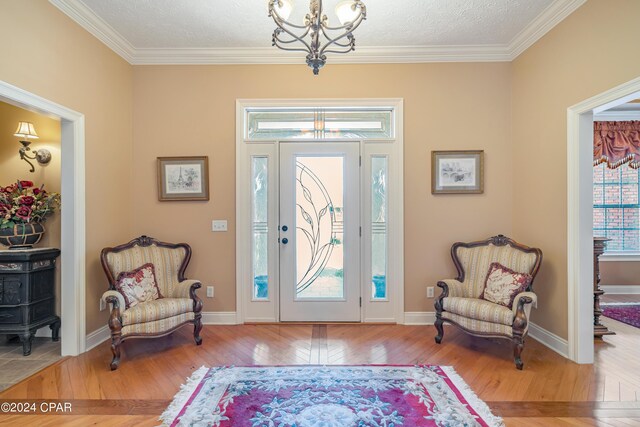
<box><xmin>279</xmin><ymin>142</ymin><xmax>360</xmax><ymax>321</ymax></box>
<box><xmin>567</xmin><ymin>76</ymin><xmax>640</xmax><ymax>363</ymax></box>
<box><xmin>0</xmin><ymin>80</ymin><xmax>86</xmax><ymax>356</ymax></box>
<box><xmin>236</xmin><ymin>99</ymin><xmax>404</xmax><ymax>324</ymax></box>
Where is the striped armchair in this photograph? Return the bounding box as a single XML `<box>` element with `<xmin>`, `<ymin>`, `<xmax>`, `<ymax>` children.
<box><xmin>434</xmin><ymin>235</ymin><xmax>542</xmax><ymax>370</ymax></box>
<box><xmin>100</xmin><ymin>236</ymin><xmax>203</xmax><ymax>370</ymax></box>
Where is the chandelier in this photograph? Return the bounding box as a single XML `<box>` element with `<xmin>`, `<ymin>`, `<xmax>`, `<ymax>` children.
<box><xmin>268</xmin><ymin>0</ymin><xmax>367</xmax><ymax>75</ymax></box>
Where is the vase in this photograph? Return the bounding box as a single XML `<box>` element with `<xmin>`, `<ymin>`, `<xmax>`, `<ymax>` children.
<box><xmin>0</xmin><ymin>223</ymin><xmax>45</xmax><ymax>249</ymax></box>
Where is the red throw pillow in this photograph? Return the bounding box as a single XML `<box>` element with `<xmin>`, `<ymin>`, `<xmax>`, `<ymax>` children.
<box><xmin>480</xmin><ymin>262</ymin><xmax>532</xmax><ymax>308</ymax></box>
<box><xmin>114</xmin><ymin>263</ymin><xmax>163</xmax><ymax>309</ymax></box>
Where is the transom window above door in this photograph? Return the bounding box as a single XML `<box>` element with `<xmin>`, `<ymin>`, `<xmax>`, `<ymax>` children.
<box><xmin>245</xmin><ymin>108</ymin><xmax>394</xmax><ymax>140</ymax></box>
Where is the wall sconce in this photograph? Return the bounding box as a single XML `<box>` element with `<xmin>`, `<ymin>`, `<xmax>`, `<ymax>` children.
<box><xmin>14</xmin><ymin>121</ymin><xmax>52</xmax><ymax>173</ymax></box>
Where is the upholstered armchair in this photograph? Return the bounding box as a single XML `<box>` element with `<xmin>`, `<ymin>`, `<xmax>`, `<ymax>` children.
<box><xmin>434</xmin><ymin>235</ymin><xmax>542</xmax><ymax>370</ymax></box>
<box><xmin>100</xmin><ymin>236</ymin><xmax>203</xmax><ymax>370</ymax></box>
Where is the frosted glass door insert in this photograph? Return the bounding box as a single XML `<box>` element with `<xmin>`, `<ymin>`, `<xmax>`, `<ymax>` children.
<box><xmin>280</xmin><ymin>143</ymin><xmax>360</xmax><ymax>321</ymax></box>
<box><xmin>252</xmin><ymin>157</ymin><xmax>269</xmax><ymax>299</ymax></box>
<box><xmin>295</xmin><ymin>157</ymin><xmax>344</xmax><ymax>299</ymax></box>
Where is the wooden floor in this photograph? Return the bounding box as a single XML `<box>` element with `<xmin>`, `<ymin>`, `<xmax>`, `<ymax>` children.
<box><xmin>0</xmin><ymin>319</ymin><xmax>639</xmax><ymax>426</ymax></box>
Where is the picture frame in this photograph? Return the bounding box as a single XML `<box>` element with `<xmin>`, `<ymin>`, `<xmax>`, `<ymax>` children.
<box><xmin>157</xmin><ymin>156</ymin><xmax>210</xmax><ymax>201</ymax></box>
<box><xmin>431</xmin><ymin>150</ymin><xmax>484</xmax><ymax>194</ymax></box>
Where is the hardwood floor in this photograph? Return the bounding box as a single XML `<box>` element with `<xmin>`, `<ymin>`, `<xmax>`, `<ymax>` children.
<box><xmin>0</xmin><ymin>321</ymin><xmax>639</xmax><ymax>426</ymax></box>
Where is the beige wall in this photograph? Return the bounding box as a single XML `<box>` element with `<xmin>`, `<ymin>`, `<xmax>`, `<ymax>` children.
<box><xmin>4</xmin><ymin>0</ymin><xmax>640</xmax><ymax>341</ymax></box>
<box><xmin>0</xmin><ymin>101</ymin><xmax>62</xmax><ymax>313</ymax></box>
<box><xmin>133</xmin><ymin>63</ymin><xmax>514</xmax><ymax>313</ymax></box>
<box><xmin>601</xmin><ymin>262</ymin><xmax>640</xmax><ymax>286</ymax></box>
<box><xmin>0</xmin><ymin>0</ymin><xmax>134</xmax><ymax>334</ymax></box>
<box><xmin>512</xmin><ymin>0</ymin><xmax>640</xmax><ymax>338</ymax></box>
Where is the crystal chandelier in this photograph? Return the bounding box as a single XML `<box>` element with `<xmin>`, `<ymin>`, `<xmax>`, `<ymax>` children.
<box><xmin>268</xmin><ymin>0</ymin><xmax>367</xmax><ymax>75</ymax></box>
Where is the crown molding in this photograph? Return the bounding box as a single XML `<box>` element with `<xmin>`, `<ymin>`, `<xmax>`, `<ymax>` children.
<box><xmin>49</xmin><ymin>0</ymin><xmax>136</xmax><ymax>63</ymax></box>
<box><xmin>50</xmin><ymin>0</ymin><xmax>585</xmax><ymax>65</ymax></box>
<box><xmin>132</xmin><ymin>45</ymin><xmax>512</xmax><ymax>65</ymax></box>
<box><xmin>508</xmin><ymin>0</ymin><xmax>587</xmax><ymax>59</ymax></box>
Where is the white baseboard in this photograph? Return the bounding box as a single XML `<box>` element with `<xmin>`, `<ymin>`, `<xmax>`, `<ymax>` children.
<box><xmin>201</xmin><ymin>311</ymin><xmax>239</xmax><ymax>325</ymax></box>
<box><xmin>364</xmin><ymin>318</ymin><xmax>398</xmax><ymax>323</ymax></box>
<box><xmin>85</xmin><ymin>325</ymin><xmax>110</xmax><ymax>351</ymax></box>
<box><xmin>35</xmin><ymin>328</ymin><xmax>53</xmax><ymax>338</ymax></box>
<box><xmin>243</xmin><ymin>317</ymin><xmax>277</xmax><ymax>323</ymax></box>
<box><xmin>399</xmin><ymin>312</ymin><xmax>569</xmax><ymax>359</ymax></box>
<box><xmin>81</xmin><ymin>312</ymin><xmax>239</xmax><ymax>352</ymax></box>
<box><xmin>403</xmin><ymin>312</ymin><xmax>436</xmax><ymax>325</ymax></box>
<box><xmin>601</xmin><ymin>285</ymin><xmax>640</xmax><ymax>295</ymax></box>
<box><xmin>528</xmin><ymin>322</ymin><xmax>568</xmax><ymax>358</ymax></box>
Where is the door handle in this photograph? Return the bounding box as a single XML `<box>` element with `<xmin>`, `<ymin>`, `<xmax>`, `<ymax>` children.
<box><xmin>282</xmin><ymin>225</ymin><xmax>288</xmax><ymax>232</ymax></box>
<box><xmin>281</xmin><ymin>238</ymin><xmax>289</xmax><ymax>244</ymax></box>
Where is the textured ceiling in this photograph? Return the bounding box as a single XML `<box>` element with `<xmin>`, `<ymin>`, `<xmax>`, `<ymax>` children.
<box><xmin>78</xmin><ymin>0</ymin><xmax>554</xmax><ymax>49</ymax></box>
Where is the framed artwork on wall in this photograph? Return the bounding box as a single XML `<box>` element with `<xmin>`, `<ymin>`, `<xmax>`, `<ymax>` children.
<box><xmin>157</xmin><ymin>156</ymin><xmax>210</xmax><ymax>201</ymax></box>
<box><xmin>431</xmin><ymin>150</ymin><xmax>484</xmax><ymax>194</ymax></box>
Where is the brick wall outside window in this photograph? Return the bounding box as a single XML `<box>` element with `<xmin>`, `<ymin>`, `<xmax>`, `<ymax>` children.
<box><xmin>593</xmin><ymin>163</ymin><xmax>640</xmax><ymax>252</ymax></box>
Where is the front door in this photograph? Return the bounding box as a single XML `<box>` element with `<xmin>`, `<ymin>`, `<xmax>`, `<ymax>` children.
<box><xmin>279</xmin><ymin>142</ymin><xmax>361</xmax><ymax>321</ymax></box>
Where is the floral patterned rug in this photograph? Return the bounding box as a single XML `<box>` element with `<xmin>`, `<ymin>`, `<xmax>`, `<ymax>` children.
<box><xmin>601</xmin><ymin>303</ymin><xmax>640</xmax><ymax>329</ymax></box>
<box><xmin>160</xmin><ymin>365</ymin><xmax>503</xmax><ymax>427</ymax></box>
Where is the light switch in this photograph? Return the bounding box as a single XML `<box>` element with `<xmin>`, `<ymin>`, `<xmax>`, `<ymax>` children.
<box><xmin>212</xmin><ymin>220</ymin><xmax>228</xmax><ymax>232</ymax></box>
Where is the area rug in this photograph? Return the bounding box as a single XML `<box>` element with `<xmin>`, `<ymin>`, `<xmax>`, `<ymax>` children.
<box><xmin>160</xmin><ymin>365</ymin><xmax>504</xmax><ymax>427</ymax></box>
<box><xmin>601</xmin><ymin>302</ymin><xmax>640</xmax><ymax>328</ymax></box>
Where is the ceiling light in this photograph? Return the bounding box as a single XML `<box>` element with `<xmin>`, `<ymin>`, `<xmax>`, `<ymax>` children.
<box><xmin>268</xmin><ymin>0</ymin><xmax>367</xmax><ymax>75</ymax></box>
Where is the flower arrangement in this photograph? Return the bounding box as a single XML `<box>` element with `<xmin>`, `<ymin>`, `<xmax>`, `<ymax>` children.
<box><xmin>0</xmin><ymin>180</ymin><xmax>61</xmax><ymax>229</ymax></box>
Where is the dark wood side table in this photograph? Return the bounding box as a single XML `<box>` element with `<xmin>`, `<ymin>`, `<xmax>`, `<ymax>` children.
<box><xmin>0</xmin><ymin>248</ymin><xmax>61</xmax><ymax>355</ymax></box>
<box><xmin>593</xmin><ymin>237</ymin><xmax>615</xmax><ymax>337</ymax></box>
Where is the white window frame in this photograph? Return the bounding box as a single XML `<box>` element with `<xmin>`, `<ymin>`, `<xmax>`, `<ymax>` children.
<box><xmin>236</xmin><ymin>99</ymin><xmax>404</xmax><ymax>324</ymax></box>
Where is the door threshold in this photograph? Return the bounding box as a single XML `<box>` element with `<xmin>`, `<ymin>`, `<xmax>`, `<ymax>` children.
<box><xmin>244</xmin><ymin>322</ymin><xmax>397</xmax><ymax>325</ymax></box>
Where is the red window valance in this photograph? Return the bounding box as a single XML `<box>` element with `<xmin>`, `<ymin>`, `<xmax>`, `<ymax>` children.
<box><xmin>593</xmin><ymin>121</ymin><xmax>640</xmax><ymax>169</ymax></box>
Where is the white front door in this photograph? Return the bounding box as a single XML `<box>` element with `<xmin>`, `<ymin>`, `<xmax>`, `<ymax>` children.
<box><xmin>279</xmin><ymin>142</ymin><xmax>361</xmax><ymax>321</ymax></box>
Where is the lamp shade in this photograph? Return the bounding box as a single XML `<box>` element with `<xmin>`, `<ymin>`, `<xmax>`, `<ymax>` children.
<box><xmin>14</xmin><ymin>122</ymin><xmax>39</xmax><ymax>139</ymax></box>
<box><xmin>273</xmin><ymin>0</ymin><xmax>293</xmax><ymax>20</ymax></box>
<box><xmin>335</xmin><ymin>0</ymin><xmax>360</xmax><ymax>25</ymax></box>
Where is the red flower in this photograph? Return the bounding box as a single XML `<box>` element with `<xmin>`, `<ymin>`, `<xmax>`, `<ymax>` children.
<box><xmin>15</xmin><ymin>206</ymin><xmax>31</xmax><ymax>220</ymax></box>
<box><xmin>19</xmin><ymin>180</ymin><xmax>33</xmax><ymax>188</ymax></box>
<box><xmin>20</xmin><ymin>196</ymin><xmax>35</xmax><ymax>206</ymax></box>
<box><xmin>33</xmin><ymin>188</ymin><xmax>41</xmax><ymax>195</ymax></box>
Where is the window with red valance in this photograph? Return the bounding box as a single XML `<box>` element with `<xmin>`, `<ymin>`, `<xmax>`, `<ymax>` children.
<box><xmin>593</xmin><ymin>121</ymin><xmax>640</xmax><ymax>253</ymax></box>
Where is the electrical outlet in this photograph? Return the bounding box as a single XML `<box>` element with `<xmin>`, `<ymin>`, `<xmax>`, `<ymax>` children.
<box><xmin>427</xmin><ymin>286</ymin><xmax>435</xmax><ymax>298</ymax></box>
<box><xmin>99</xmin><ymin>298</ymin><xmax>106</xmax><ymax>311</ymax></box>
<box><xmin>212</xmin><ymin>220</ymin><xmax>228</xmax><ymax>232</ymax></box>
<box><xmin>207</xmin><ymin>286</ymin><xmax>214</xmax><ymax>298</ymax></box>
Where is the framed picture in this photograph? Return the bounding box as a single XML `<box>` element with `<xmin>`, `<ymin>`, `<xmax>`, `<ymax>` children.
<box><xmin>157</xmin><ymin>156</ymin><xmax>210</xmax><ymax>201</ymax></box>
<box><xmin>431</xmin><ymin>150</ymin><xmax>484</xmax><ymax>194</ymax></box>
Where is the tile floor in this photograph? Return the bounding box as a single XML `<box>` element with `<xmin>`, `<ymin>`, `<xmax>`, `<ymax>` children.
<box><xmin>0</xmin><ymin>336</ymin><xmax>61</xmax><ymax>391</ymax></box>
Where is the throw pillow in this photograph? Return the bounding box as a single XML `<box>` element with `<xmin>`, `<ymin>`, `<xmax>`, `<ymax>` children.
<box><xmin>114</xmin><ymin>263</ymin><xmax>163</xmax><ymax>309</ymax></box>
<box><xmin>481</xmin><ymin>262</ymin><xmax>532</xmax><ymax>308</ymax></box>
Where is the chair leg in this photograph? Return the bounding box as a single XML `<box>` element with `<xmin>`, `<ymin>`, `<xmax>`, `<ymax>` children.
<box><xmin>194</xmin><ymin>313</ymin><xmax>203</xmax><ymax>345</ymax></box>
<box><xmin>513</xmin><ymin>335</ymin><xmax>524</xmax><ymax>370</ymax></box>
<box><xmin>434</xmin><ymin>317</ymin><xmax>444</xmax><ymax>344</ymax></box>
<box><xmin>110</xmin><ymin>335</ymin><xmax>122</xmax><ymax>371</ymax></box>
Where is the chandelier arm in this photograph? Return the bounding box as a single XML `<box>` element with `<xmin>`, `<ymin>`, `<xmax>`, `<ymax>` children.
<box><xmin>273</xmin><ymin>26</ymin><xmax>313</xmax><ymax>53</ymax></box>
<box><xmin>274</xmin><ymin>27</ymin><xmax>312</xmax><ymax>44</ymax></box>
<box><xmin>273</xmin><ymin>17</ymin><xmax>312</xmax><ymax>30</ymax></box>
<box><xmin>319</xmin><ymin>32</ymin><xmax>357</xmax><ymax>56</ymax></box>
<box><xmin>320</xmin><ymin>33</ymin><xmax>352</xmax><ymax>47</ymax></box>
